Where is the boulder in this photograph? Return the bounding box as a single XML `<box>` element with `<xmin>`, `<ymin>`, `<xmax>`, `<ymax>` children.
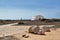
<box><xmin>37</xmin><ymin>29</ymin><xmax>45</xmax><ymax>35</ymax></box>
<box><xmin>40</xmin><ymin>26</ymin><xmax>50</xmax><ymax>32</ymax></box>
<box><xmin>29</xmin><ymin>25</ymin><xmax>40</xmax><ymax>34</ymax></box>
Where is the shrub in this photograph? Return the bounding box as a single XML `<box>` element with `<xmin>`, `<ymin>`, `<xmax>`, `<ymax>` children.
<box><xmin>18</xmin><ymin>22</ymin><xmax>24</xmax><ymax>24</ymax></box>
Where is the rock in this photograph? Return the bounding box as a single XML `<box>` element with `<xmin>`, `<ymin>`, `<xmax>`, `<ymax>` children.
<box><xmin>40</xmin><ymin>26</ymin><xmax>51</xmax><ymax>32</ymax></box>
<box><xmin>22</xmin><ymin>34</ymin><xmax>26</xmax><ymax>37</ymax></box>
<box><xmin>22</xmin><ymin>34</ymin><xmax>29</xmax><ymax>38</ymax></box>
<box><xmin>29</xmin><ymin>25</ymin><xmax>40</xmax><ymax>34</ymax></box>
<box><xmin>37</xmin><ymin>30</ymin><xmax>45</xmax><ymax>35</ymax></box>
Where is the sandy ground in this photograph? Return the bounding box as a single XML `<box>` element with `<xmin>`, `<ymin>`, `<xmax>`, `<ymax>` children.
<box><xmin>0</xmin><ymin>23</ymin><xmax>60</xmax><ymax>40</ymax></box>
<box><xmin>0</xmin><ymin>24</ymin><xmax>30</xmax><ymax>37</ymax></box>
<box><xmin>14</xmin><ymin>27</ymin><xmax>60</xmax><ymax>40</ymax></box>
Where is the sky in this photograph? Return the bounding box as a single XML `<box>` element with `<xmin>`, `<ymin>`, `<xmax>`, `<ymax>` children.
<box><xmin>0</xmin><ymin>0</ymin><xmax>60</xmax><ymax>20</ymax></box>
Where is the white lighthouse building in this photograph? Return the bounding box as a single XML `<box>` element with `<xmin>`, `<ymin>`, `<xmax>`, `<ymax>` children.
<box><xmin>31</xmin><ymin>15</ymin><xmax>44</xmax><ymax>20</ymax></box>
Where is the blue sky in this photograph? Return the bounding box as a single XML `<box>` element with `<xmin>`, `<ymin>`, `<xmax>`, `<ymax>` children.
<box><xmin>0</xmin><ymin>0</ymin><xmax>60</xmax><ymax>19</ymax></box>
